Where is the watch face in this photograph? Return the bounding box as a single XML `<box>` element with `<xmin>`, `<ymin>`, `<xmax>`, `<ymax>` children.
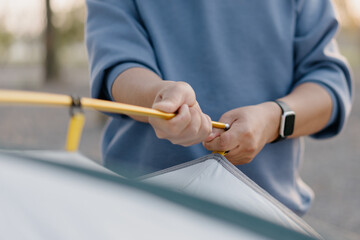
<box><xmin>284</xmin><ymin>114</ymin><xmax>295</xmax><ymax>136</ymax></box>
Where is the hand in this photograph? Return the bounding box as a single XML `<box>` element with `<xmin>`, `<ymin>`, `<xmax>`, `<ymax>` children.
<box><xmin>149</xmin><ymin>81</ymin><xmax>212</xmax><ymax>146</ymax></box>
<box><xmin>203</xmin><ymin>102</ymin><xmax>281</xmax><ymax>165</ymax></box>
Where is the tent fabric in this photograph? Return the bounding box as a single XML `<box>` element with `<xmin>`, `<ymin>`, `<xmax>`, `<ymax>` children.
<box><xmin>0</xmin><ymin>150</ymin><xmax>320</xmax><ymax>239</ymax></box>
<box><xmin>141</xmin><ymin>153</ymin><xmax>321</xmax><ymax>239</ymax></box>
<box><xmin>0</xmin><ymin>150</ymin><xmax>117</xmax><ymax>175</ymax></box>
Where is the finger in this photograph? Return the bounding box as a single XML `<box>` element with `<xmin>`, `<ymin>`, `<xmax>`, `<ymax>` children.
<box><xmin>223</xmin><ymin>132</ymin><xmax>260</xmax><ymax>165</ymax></box>
<box><xmin>217</xmin><ymin>113</ymin><xmax>236</xmax><ymax>129</ymax></box>
<box><xmin>225</xmin><ymin>148</ymin><xmax>254</xmax><ymax>165</ymax></box>
<box><xmin>205</xmin><ymin>127</ymin><xmax>223</xmax><ymax>142</ymax></box>
<box><xmin>205</xmin><ymin>120</ymin><xmax>230</xmax><ymax>142</ymax></box>
<box><xmin>205</xmin><ymin>111</ymin><xmax>235</xmax><ymax>142</ymax></box>
<box><xmin>202</xmin><ymin>114</ymin><xmax>213</xmax><ymax>138</ymax></box>
<box><xmin>203</xmin><ymin>128</ymin><xmax>239</xmax><ymax>151</ymax></box>
<box><xmin>152</xmin><ymin>93</ymin><xmax>182</xmax><ymax>113</ymax></box>
<box><xmin>224</xmin><ymin>147</ymin><xmax>241</xmax><ymax>160</ymax></box>
<box><xmin>191</xmin><ymin>107</ymin><xmax>212</xmax><ymax>140</ymax></box>
<box><xmin>183</xmin><ymin>112</ymin><xmax>212</xmax><ymax>146</ymax></box>
<box><xmin>150</xmin><ymin>104</ymin><xmax>191</xmax><ymax>139</ymax></box>
<box><xmin>166</xmin><ymin>104</ymin><xmax>192</xmax><ymax>134</ymax></box>
<box><xmin>172</xmin><ymin>106</ymin><xmax>202</xmax><ymax>145</ymax></box>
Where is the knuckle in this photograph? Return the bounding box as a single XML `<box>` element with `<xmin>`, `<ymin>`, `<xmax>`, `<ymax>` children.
<box><xmin>200</xmin><ymin>126</ymin><xmax>212</xmax><ymax>141</ymax></box>
<box><xmin>188</xmin><ymin>114</ymin><xmax>201</xmax><ymax>133</ymax></box>
<box><xmin>239</xmin><ymin>129</ymin><xmax>257</xmax><ymax>152</ymax></box>
<box><xmin>230</xmin><ymin>156</ymin><xmax>253</xmax><ymax>165</ymax></box>
<box><xmin>244</xmin><ymin>143</ymin><xmax>256</xmax><ymax>153</ymax></box>
<box><xmin>241</xmin><ymin>127</ymin><xmax>253</xmax><ymax>138</ymax></box>
<box><xmin>170</xmin><ymin>136</ymin><xmax>187</xmax><ymax>145</ymax></box>
<box><xmin>170</xmin><ymin>139</ymin><xmax>181</xmax><ymax>145</ymax></box>
<box><xmin>227</xmin><ymin>155</ymin><xmax>240</xmax><ymax>165</ymax></box>
<box><xmin>203</xmin><ymin>143</ymin><xmax>210</xmax><ymax>150</ymax></box>
<box><xmin>180</xmin><ymin>110</ymin><xmax>192</xmax><ymax>124</ymax></box>
<box><xmin>218</xmin><ymin>134</ymin><xmax>229</xmax><ymax>149</ymax></box>
<box><xmin>171</xmin><ymin>138</ymin><xmax>193</xmax><ymax>147</ymax></box>
<box><xmin>155</xmin><ymin>130</ymin><xmax>166</xmax><ymax>139</ymax></box>
<box><xmin>181</xmin><ymin>142</ymin><xmax>192</xmax><ymax>147</ymax></box>
<box><xmin>177</xmin><ymin>81</ymin><xmax>192</xmax><ymax>90</ymax></box>
<box><xmin>202</xmin><ymin>128</ymin><xmax>211</xmax><ymax>139</ymax></box>
<box><xmin>205</xmin><ymin>144</ymin><xmax>215</xmax><ymax>151</ymax></box>
<box><xmin>155</xmin><ymin>124</ymin><xmax>180</xmax><ymax>139</ymax></box>
<box><xmin>244</xmin><ymin>155</ymin><xmax>253</xmax><ymax>162</ymax></box>
<box><xmin>203</xmin><ymin>117</ymin><xmax>212</xmax><ymax>135</ymax></box>
<box><xmin>177</xmin><ymin>82</ymin><xmax>196</xmax><ymax>100</ymax></box>
<box><xmin>243</xmin><ymin>156</ymin><xmax>254</xmax><ymax>164</ymax></box>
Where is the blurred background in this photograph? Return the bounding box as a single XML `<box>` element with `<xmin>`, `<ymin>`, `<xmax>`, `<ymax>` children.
<box><xmin>0</xmin><ymin>0</ymin><xmax>359</xmax><ymax>239</ymax></box>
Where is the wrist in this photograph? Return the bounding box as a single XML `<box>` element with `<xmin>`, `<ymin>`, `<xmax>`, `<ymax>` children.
<box><xmin>112</xmin><ymin>67</ymin><xmax>166</xmax><ymax>108</ymax></box>
<box><xmin>258</xmin><ymin>101</ymin><xmax>282</xmax><ymax>143</ymax></box>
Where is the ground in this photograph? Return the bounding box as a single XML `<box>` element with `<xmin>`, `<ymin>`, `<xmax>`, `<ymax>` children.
<box><xmin>0</xmin><ymin>65</ymin><xmax>359</xmax><ymax>239</ymax></box>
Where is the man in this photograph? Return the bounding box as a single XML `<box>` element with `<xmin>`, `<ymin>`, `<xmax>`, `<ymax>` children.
<box><xmin>86</xmin><ymin>0</ymin><xmax>352</xmax><ymax>215</ymax></box>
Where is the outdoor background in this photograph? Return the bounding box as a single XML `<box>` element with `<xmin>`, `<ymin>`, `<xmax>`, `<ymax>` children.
<box><xmin>0</xmin><ymin>1</ymin><xmax>359</xmax><ymax>239</ymax></box>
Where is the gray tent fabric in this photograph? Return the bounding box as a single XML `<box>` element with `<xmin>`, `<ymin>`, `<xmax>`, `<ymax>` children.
<box><xmin>141</xmin><ymin>153</ymin><xmax>322</xmax><ymax>239</ymax></box>
<box><xmin>0</xmin><ymin>150</ymin><xmax>320</xmax><ymax>239</ymax></box>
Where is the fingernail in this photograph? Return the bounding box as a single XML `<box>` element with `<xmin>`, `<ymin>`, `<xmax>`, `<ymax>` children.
<box><xmin>209</xmin><ymin>132</ymin><xmax>216</xmax><ymax>138</ymax></box>
<box><xmin>154</xmin><ymin>100</ymin><xmax>175</xmax><ymax>112</ymax></box>
<box><xmin>206</xmin><ymin>132</ymin><xmax>216</xmax><ymax>141</ymax></box>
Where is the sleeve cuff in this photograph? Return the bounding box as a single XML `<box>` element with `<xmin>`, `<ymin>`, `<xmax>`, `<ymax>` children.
<box><xmin>309</xmin><ymin>82</ymin><xmax>339</xmax><ymax>139</ymax></box>
<box><xmin>319</xmin><ymin>83</ymin><xmax>338</xmax><ymax>128</ymax></box>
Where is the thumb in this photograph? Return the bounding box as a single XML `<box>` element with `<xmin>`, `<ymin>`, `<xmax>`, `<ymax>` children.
<box><xmin>204</xmin><ymin>113</ymin><xmax>233</xmax><ymax>142</ymax></box>
<box><xmin>204</xmin><ymin>128</ymin><xmax>223</xmax><ymax>142</ymax></box>
<box><xmin>153</xmin><ymin>92</ymin><xmax>183</xmax><ymax>113</ymax></box>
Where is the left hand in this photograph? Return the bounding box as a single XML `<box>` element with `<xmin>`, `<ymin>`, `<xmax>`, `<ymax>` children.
<box><xmin>203</xmin><ymin>102</ymin><xmax>281</xmax><ymax>165</ymax></box>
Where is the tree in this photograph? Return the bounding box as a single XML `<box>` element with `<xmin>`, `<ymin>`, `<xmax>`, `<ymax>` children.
<box><xmin>44</xmin><ymin>0</ymin><xmax>59</xmax><ymax>82</ymax></box>
<box><xmin>0</xmin><ymin>19</ymin><xmax>12</xmax><ymax>65</ymax></box>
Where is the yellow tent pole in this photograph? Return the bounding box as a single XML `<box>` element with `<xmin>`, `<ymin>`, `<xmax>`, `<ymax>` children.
<box><xmin>66</xmin><ymin>112</ymin><xmax>85</xmax><ymax>152</ymax></box>
<box><xmin>0</xmin><ymin>89</ymin><xmax>229</xmax><ymax>129</ymax></box>
<box><xmin>80</xmin><ymin>97</ymin><xmax>176</xmax><ymax>120</ymax></box>
<box><xmin>0</xmin><ymin>90</ymin><xmax>72</xmax><ymax>107</ymax></box>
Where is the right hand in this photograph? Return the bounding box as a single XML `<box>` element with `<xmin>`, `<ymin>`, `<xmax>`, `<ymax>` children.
<box><xmin>149</xmin><ymin>81</ymin><xmax>212</xmax><ymax>146</ymax></box>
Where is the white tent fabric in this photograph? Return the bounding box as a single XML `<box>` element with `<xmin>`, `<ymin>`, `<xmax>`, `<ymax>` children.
<box><xmin>0</xmin><ymin>150</ymin><xmax>321</xmax><ymax>239</ymax></box>
<box><xmin>142</xmin><ymin>154</ymin><xmax>320</xmax><ymax>238</ymax></box>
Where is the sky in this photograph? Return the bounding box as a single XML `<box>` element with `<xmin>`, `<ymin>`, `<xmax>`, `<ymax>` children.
<box><xmin>346</xmin><ymin>0</ymin><xmax>360</xmax><ymax>23</ymax></box>
<box><xmin>0</xmin><ymin>0</ymin><xmax>359</xmax><ymax>37</ymax></box>
<box><xmin>0</xmin><ymin>0</ymin><xmax>84</xmax><ymax>37</ymax></box>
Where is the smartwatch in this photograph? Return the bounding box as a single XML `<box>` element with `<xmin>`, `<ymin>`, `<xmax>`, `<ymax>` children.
<box><xmin>272</xmin><ymin>100</ymin><xmax>295</xmax><ymax>143</ymax></box>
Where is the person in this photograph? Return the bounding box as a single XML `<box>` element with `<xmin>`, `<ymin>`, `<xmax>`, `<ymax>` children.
<box><xmin>85</xmin><ymin>0</ymin><xmax>353</xmax><ymax>215</ymax></box>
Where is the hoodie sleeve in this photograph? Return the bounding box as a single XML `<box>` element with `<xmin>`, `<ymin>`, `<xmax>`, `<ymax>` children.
<box><xmin>293</xmin><ymin>0</ymin><xmax>353</xmax><ymax>139</ymax></box>
<box><xmin>85</xmin><ymin>0</ymin><xmax>161</xmax><ymax>102</ymax></box>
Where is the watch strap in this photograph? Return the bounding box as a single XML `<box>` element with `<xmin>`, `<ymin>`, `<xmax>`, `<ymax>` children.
<box><xmin>271</xmin><ymin>134</ymin><xmax>284</xmax><ymax>143</ymax></box>
<box><xmin>271</xmin><ymin>100</ymin><xmax>294</xmax><ymax>143</ymax></box>
<box><xmin>273</xmin><ymin>100</ymin><xmax>291</xmax><ymax>114</ymax></box>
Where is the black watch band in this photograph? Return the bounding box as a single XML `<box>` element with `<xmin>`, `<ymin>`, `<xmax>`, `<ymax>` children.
<box><xmin>271</xmin><ymin>100</ymin><xmax>295</xmax><ymax>143</ymax></box>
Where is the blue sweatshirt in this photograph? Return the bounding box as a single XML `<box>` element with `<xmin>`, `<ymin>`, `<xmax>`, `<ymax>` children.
<box><xmin>86</xmin><ymin>0</ymin><xmax>353</xmax><ymax>215</ymax></box>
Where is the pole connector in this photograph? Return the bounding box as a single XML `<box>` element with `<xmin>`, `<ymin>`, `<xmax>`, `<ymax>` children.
<box><xmin>69</xmin><ymin>95</ymin><xmax>83</xmax><ymax>116</ymax></box>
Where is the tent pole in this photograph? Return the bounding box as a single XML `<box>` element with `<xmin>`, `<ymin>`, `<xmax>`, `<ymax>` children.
<box><xmin>0</xmin><ymin>89</ymin><xmax>229</xmax><ymax>129</ymax></box>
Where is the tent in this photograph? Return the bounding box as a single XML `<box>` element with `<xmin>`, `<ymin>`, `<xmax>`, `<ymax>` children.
<box><xmin>0</xmin><ymin>150</ymin><xmax>321</xmax><ymax>239</ymax></box>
